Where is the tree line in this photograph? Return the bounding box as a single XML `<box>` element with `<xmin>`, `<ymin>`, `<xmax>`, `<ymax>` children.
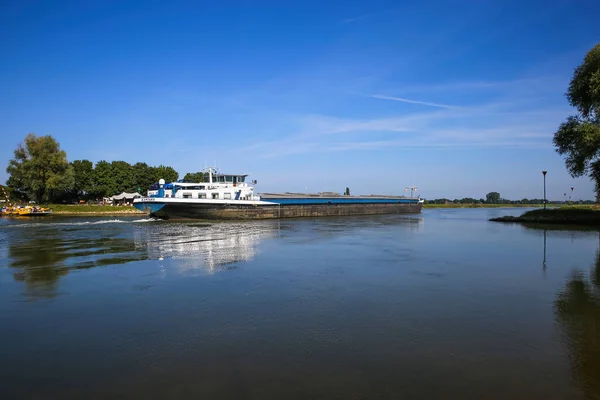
<box><xmin>4</xmin><ymin>133</ymin><xmax>205</xmax><ymax>203</ymax></box>
<box><xmin>426</xmin><ymin>192</ymin><xmax>594</xmax><ymax>205</ymax></box>
<box><xmin>425</xmin><ymin>198</ymin><xmax>595</xmax><ymax>205</ymax></box>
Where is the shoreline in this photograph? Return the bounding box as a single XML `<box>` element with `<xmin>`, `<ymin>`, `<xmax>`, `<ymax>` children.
<box><xmin>4</xmin><ymin>203</ymin><xmax>596</xmax><ymax>218</ymax></box>
<box><xmin>490</xmin><ymin>208</ymin><xmax>600</xmax><ymax>226</ymax></box>
<box><xmin>51</xmin><ymin>211</ymin><xmax>145</xmax><ymax>216</ymax></box>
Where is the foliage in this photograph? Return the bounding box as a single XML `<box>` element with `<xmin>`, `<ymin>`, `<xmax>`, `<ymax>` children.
<box><xmin>485</xmin><ymin>192</ymin><xmax>501</xmax><ymax>204</ymax></box>
<box><xmin>6</xmin><ymin>133</ymin><xmax>74</xmax><ymax>202</ymax></box>
<box><xmin>153</xmin><ymin>165</ymin><xmax>178</xmax><ymax>183</ymax></box>
<box><xmin>70</xmin><ymin>159</ymin><xmax>94</xmax><ymax>199</ymax></box>
<box><xmin>183</xmin><ymin>172</ymin><xmax>206</xmax><ymax>182</ymax></box>
<box><xmin>110</xmin><ymin>161</ymin><xmax>134</xmax><ymax>194</ymax></box>
<box><xmin>554</xmin><ymin>43</ymin><xmax>600</xmax><ymax>199</ymax></box>
<box><xmin>5</xmin><ymin>135</ymin><xmax>183</xmax><ymax>203</ymax></box>
<box><xmin>132</xmin><ymin>162</ymin><xmax>155</xmax><ymax>193</ymax></box>
<box><xmin>91</xmin><ymin>160</ymin><xmax>115</xmax><ymax>198</ymax></box>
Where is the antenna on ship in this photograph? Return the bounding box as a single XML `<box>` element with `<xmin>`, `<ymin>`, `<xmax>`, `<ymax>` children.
<box><xmin>404</xmin><ymin>186</ymin><xmax>418</xmax><ymax>198</ymax></box>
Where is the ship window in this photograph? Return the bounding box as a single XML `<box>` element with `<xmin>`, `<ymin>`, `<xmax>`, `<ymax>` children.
<box><xmin>212</xmin><ymin>193</ymin><xmax>219</xmax><ymax>199</ymax></box>
<box><xmin>226</xmin><ymin>176</ymin><xmax>233</xmax><ymax>182</ymax></box>
<box><xmin>198</xmin><ymin>193</ymin><xmax>206</xmax><ymax>199</ymax></box>
<box><xmin>239</xmin><ymin>176</ymin><xmax>245</xmax><ymax>183</ymax></box>
<box><xmin>199</xmin><ymin>186</ymin><xmax>205</xmax><ymax>190</ymax></box>
<box><xmin>224</xmin><ymin>193</ymin><xmax>231</xmax><ymax>199</ymax></box>
<box><xmin>183</xmin><ymin>192</ymin><xmax>192</xmax><ymax>199</ymax></box>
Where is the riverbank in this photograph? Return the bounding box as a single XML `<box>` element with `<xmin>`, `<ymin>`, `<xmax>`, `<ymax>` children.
<box><xmin>44</xmin><ymin>204</ymin><xmax>144</xmax><ymax>216</ymax></box>
<box><xmin>423</xmin><ymin>203</ymin><xmax>546</xmax><ymax>208</ymax></box>
<box><xmin>490</xmin><ymin>207</ymin><xmax>600</xmax><ymax>226</ymax></box>
<box><xmin>8</xmin><ymin>203</ymin><xmax>595</xmax><ymax>216</ymax></box>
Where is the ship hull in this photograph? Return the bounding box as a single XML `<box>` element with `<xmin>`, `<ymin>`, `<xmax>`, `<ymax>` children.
<box><xmin>134</xmin><ymin>199</ymin><xmax>423</xmax><ymax>220</ymax></box>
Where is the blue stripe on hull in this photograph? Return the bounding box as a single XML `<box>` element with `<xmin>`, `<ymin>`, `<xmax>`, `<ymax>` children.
<box><xmin>133</xmin><ymin>202</ymin><xmax>166</xmax><ymax>214</ymax></box>
<box><xmin>263</xmin><ymin>198</ymin><xmax>421</xmax><ymax>205</ymax></box>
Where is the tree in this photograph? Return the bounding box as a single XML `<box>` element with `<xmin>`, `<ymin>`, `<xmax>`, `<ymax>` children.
<box><xmin>70</xmin><ymin>159</ymin><xmax>94</xmax><ymax>199</ymax></box>
<box><xmin>486</xmin><ymin>192</ymin><xmax>501</xmax><ymax>204</ymax></box>
<box><xmin>152</xmin><ymin>165</ymin><xmax>178</xmax><ymax>183</ymax></box>
<box><xmin>91</xmin><ymin>160</ymin><xmax>116</xmax><ymax>198</ymax></box>
<box><xmin>110</xmin><ymin>161</ymin><xmax>134</xmax><ymax>193</ymax></box>
<box><xmin>553</xmin><ymin>43</ymin><xmax>600</xmax><ymax>200</ymax></box>
<box><xmin>183</xmin><ymin>172</ymin><xmax>206</xmax><ymax>182</ymax></box>
<box><xmin>6</xmin><ymin>133</ymin><xmax>74</xmax><ymax>202</ymax></box>
<box><xmin>132</xmin><ymin>162</ymin><xmax>155</xmax><ymax>193</ymax></box>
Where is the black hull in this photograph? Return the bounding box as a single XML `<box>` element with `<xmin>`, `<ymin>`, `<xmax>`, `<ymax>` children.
<box><xmin>148</xmin><ymin>202</ymin><xmax>423</xmax><ymax>220</ymax></box>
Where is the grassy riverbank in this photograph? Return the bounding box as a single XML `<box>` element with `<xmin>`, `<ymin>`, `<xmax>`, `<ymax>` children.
<box><xmin>423</xmin><ymin>203</ymin><xmax>546</xmax><ymax>208</ymax></box>
<box><xmin>45</xmin><ymin>204</ymin><xmax>144</xmax><ymax>215</ymax></box>
<box><xmin>490</xmin><ymin>207</ymin><xmax>600</xmax><ymax>226</ymax></box>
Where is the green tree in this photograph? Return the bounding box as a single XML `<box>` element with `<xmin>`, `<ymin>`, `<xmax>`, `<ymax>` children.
<box><xmin>183</xmin><ymin>172</ymin><xmax>206</xmax><ymax>182</ymax></box>
<box><xmin>553</xmin><ymin>43</ymin><xmax>600</xmax><ymax>200</ymax></box>
<box><xmin>132</xmin><ymin>162</ymin><xmax>155</xmax><ymax>193</ymax></box>
<box><xmin>485</xmin><ymin>192</ymin><xmax>501</xmax><ymax>204</ymax></box>
<box><xmin>91</xmin><ymin>160</ymin><xmax>116</xmax><ymax>198</ymax></box>
<box><xmin>6</xmin><ymin>133</ymin><xmax>74</xmax><ymax>202</ymax></box>
<box><xmin>152</xmin><ymin>165</ymin><xmax>179</xmax><ymax>183</ymax></box>
<box><xmin>70</xmin><ymin>159</ymin><xmax>94</xmax><ymax>199</ymax></box>
<box><xmin>110</xmin><ymin>161</ymin><xmax>134</xmax><ymax>193</ymax></box>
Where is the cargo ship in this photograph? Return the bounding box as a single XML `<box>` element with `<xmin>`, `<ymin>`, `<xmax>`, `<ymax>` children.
<box><xmin>133</xmin><ymin>167</ymin><xmax>423</xmax><ymax>220</ymax></box>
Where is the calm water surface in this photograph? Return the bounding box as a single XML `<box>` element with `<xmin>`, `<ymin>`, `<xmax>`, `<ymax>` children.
<box><xmin>1</xmin><ymin>208</ymin><xmax>599</xmax><ymax>399</ymax></box>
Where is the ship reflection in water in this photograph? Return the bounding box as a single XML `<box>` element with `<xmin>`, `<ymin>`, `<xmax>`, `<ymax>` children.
<box><xmin>132</xmin><ymin>221</ymin><xmax>281</xmax><ymax>274</ymax></box>
<box><xmin>2</xmin><ymin>218</ymin><xmax>281</xmax><ymax>298</ymax></box>
<box><xmin>4</xmin><ymin>211</ymin><xmax>600</xmax><ymax>399</ymax></box>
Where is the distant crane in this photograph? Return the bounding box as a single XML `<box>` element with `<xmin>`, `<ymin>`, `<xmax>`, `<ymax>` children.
<box><xmin>405</xmin><ymin>186</ymin><xmax>418</xmax><ymax>198</ymax></box>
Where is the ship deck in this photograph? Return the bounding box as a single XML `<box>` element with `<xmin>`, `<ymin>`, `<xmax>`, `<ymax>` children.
<box><xmin>259</xmin><ymin>192</ymin><xmax>416</xmax><ymax>200</ymax></box>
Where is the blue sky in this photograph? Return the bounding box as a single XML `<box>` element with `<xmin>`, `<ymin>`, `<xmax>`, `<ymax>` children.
<box><xmin>1</xmin><ymin>0</ymin><xmax>599</xmax><ymax>200</ymax></box>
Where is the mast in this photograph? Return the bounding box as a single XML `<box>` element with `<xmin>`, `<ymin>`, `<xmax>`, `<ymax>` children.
<box><xmin>0</xmin><ymin>185</ymin><xmax>12</xmax><ymax>207</ymax></box>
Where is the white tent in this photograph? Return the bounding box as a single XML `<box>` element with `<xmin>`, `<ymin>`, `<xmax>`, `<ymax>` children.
<box><xmin>109</xmin><ymin>192</ymin><xmax>142</xmax><ymax>203</ymax></box>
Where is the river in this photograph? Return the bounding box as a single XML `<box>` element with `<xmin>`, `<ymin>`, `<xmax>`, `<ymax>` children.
<box><xmin>0</xmin><ymin>208</ymin><xmax>599</xmax><ymax>399</ymax></box>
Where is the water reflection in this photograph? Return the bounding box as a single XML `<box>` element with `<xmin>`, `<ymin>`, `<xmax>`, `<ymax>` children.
<box><xmin>5</xmin><ymin>222</ymin><xmax>150</xmax><ymax>299</ymax></box>
<box><xmin>554</xmin><ymin>233</ymin><xmax>600</xmax><ymax>399</ymax></box>
<box><xmin>543</xmin><ymin>229</ymin><xmax>547</xmax><ymax>270</ymax></box>
<box><xmin>132</xmin><ymin>221</ymin><xmax>280</xmax><ymax>274</ymax></box>
<box><xmin>4</xmin><ymin>219</ymin><xmax>283</xmax><ymax>297</ymax></box>
<box><xmin>8</xmin><ymin>231</ymin><xmax>72</xmax><ymax>298</ymax></box>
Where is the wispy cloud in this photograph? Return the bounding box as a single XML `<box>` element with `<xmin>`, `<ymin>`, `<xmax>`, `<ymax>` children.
<box><xmin>340</xmin><ymin>6</ymin><xmax>403</xmax><ymax>24</ymax></box>
<box><xmin>369</xmin><ymin>94</ymin><xmax>459</xmax><ymax>109</ymax></box>
<box><xmin>375</xmin><ymin>76</ymin><xmax>567</xmax><ymax>99</ymax></box>
<box><xmin>238</xmin><ymin>86</ymin><xmax>567</xmax><ymax>159</ymax></box>
<box><xmin>341</xmin><ymin>14</ymin><xmax>372</xmax><ymax>23</ymax></box>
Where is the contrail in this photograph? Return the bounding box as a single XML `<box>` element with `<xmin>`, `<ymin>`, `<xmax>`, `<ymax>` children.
<box><xmin>370</xmin><ymin>94</ymin><xmax>457</xmax><ymax>109</ymax></box>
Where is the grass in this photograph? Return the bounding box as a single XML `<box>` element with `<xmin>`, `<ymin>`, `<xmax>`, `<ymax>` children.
<box><xmin>423</xmin><ymin>203</ymin><xmax>596</xmax><ymax>209</ymax></box>
<box><xmin>490</xmin><ymin>206</ymin><xmax>600</xmax><ymax>226</ymax></box>
<box><xmin>42</xmin><ymin>204</ymin><xmax>143</xmax><ymax>214</ymax></box>
<box><xmin>423</xmin><ymin>203</ymin><xmax>546</xmax><ymax>208</ymax></box>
